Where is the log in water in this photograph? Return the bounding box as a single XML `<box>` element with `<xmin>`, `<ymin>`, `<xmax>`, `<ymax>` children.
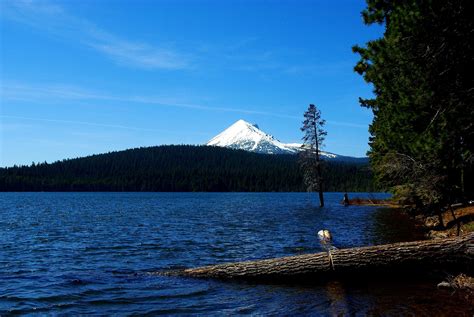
<box><xmin>181</xmin><ymin>233</ymin><xmax>474</xmax><ymax>281</ymax></box>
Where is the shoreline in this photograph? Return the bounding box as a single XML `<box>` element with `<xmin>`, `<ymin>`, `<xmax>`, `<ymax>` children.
<box><xmin>345</xmin><ymin>198</ymin><xmax>474</xmax><ymax>239</ymax></box>
<box><xmin>346</xmin><ymin>197</ymin><xmax>474</xmax><ymax>293</ymax></box>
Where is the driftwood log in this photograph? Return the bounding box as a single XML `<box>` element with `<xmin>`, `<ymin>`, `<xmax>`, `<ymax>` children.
<box><xmin>178</xmin><ymin>234</ymin><xmax>473</xmax><ymax>281</ymax></box>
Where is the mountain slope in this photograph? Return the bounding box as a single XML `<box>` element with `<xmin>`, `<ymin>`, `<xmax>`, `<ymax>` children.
<box><xmin>207</xmin><ymin>119</ymin><xmax>297</xmax><ymax>154</ymax></box>
<box><xmin>206</xmin><ymin>119</ymin><xmax>366</xmax><ymax>162</ymax></box>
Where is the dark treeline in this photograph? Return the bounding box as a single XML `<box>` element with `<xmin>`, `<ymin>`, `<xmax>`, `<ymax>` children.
<box><xmin>0</xmin><ymin>145</ymin><xmax>375</xmax><ymax>192</ymax></box>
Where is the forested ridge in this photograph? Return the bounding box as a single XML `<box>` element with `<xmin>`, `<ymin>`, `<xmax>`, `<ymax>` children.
<box><xmin>0</xmin><ymin>145</ymin><xmax>374</xmax><ymax>192</ymax></box>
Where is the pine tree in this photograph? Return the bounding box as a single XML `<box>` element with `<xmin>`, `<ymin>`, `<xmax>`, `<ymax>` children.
<box><xmin>300</xmin><ymin>104</ymin><xmax>327</xmax><ymax>207</ymax></box>
<box><xmin>353</xmin><ymin>0</ymin><xmax>474</xmax><ymax>213</ymax></box>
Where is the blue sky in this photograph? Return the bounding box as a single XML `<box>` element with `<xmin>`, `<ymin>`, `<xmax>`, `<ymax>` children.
<box><xmin>0</xmin><ymin>0</ymin><xmax>383</xmax><ymax>167</ymax></box>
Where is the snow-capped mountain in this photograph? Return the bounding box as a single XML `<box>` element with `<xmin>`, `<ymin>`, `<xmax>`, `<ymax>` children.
<box><xmin>206</xmin><ymin>119</ymin><xmax>358</xmax><ymax>161</ymax></box>
<box><xmin>207</xmin><ymin>119</ymin><xmax>298</xmax><ymax>154</ymax></box>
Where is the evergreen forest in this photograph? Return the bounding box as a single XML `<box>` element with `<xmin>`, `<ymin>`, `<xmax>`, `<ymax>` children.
<box><xmin>353</xmin><ymin>0</ymin><xmax>474</xmax><ymax>213</ymax></box>
<box><xmin>0</xmin><ymin>145</ymin><xmax>374</xmax><ymax>192</ymax></box>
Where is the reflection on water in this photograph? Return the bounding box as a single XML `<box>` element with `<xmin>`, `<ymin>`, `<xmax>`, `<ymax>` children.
<box><xmin>0</xmin><ymin>192</ymin><xmax>471</xmax><ymax>315</ymax></box>
<box><xmin>325</xmin><ymin>280</ymin><xmax>351</xmax><ymax>316</ymax></box>
<box><xmin>371</xmin><ymin>207</ymin><xmax>426</xmax><ymax>245</ymax></box>
<box><xmin>320</xmin><ymin>279</ymin><xmax>474</xmax><ymax>316</ymax></box>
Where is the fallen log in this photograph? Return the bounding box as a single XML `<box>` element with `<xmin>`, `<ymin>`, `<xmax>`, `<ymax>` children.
<box><xmin>344</xmin><ymin>198</ymin><xmax>402</xmax><ymax>208</ymax></box>
<box><xmin>179</xmin><ymin>234</ymin><xmax>473</xmax><ymax>281</ymax></box>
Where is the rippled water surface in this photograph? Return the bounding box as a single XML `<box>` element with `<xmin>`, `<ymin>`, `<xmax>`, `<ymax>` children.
<box><xmin>1</xmin><ymin>192</ymin><xmax>471</xmax><ymax>315</ymax></box>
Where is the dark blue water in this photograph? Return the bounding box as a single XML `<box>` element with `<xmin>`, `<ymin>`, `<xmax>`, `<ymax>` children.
<box><xmin>1</xmin><ymin>192</ymin><xmax>470</xmax><ymax>315</ymax></box>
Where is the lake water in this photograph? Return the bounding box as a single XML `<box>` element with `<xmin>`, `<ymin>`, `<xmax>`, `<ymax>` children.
<box><xmin>1</xmin><ymin>192</ymin><xmax>471</xmax><ymax>315</ymax></box>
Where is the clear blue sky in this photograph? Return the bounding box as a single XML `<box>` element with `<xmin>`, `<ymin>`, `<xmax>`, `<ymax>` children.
<box><xmin>0</xmin><ymin>0</ymin><xmax>383</xmax><ymax>167</ymax></box>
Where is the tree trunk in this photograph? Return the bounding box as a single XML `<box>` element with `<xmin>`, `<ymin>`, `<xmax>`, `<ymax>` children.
<box><xmin>318</xmin><ymin>179</ymin><xmax>324</xmax><ymax>207</ymax></box>
<box><xmin>316</xmin><ymin>158</ymin><xmax>324</xmax><ymax>207</ymax></box>
<box><xmin>176</xmin><ymin>234</ymin><xmax>473</xmax><ymax>281</ymax></box>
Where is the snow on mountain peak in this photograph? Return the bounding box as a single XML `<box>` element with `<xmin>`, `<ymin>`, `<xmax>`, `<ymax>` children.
<box><xmin>206</xmin><ymin>119</ymin><xmax>298</xmax><ymax>154</ymax></box>
<box><xmin>206</xmin><ymin>120</ymin><xmax>366</xmax><ymax>162</ymax></box>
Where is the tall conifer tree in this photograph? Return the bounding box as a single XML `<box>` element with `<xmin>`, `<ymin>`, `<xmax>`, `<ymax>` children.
<box><xmin>300</xmin><ymin>104</ymin><xmax>327</xmax><ymax>207</ymax></box>
<box><xmin>353</xmin><ymin>0</ymin><xmax>474</xmax><ymax>212</ymax></box>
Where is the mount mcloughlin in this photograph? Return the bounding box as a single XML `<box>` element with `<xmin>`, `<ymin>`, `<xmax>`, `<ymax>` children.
<box><xmin>206</xmin><ymin>119</ymin><xmax>367</xmax><ymax>162</ymax></box>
